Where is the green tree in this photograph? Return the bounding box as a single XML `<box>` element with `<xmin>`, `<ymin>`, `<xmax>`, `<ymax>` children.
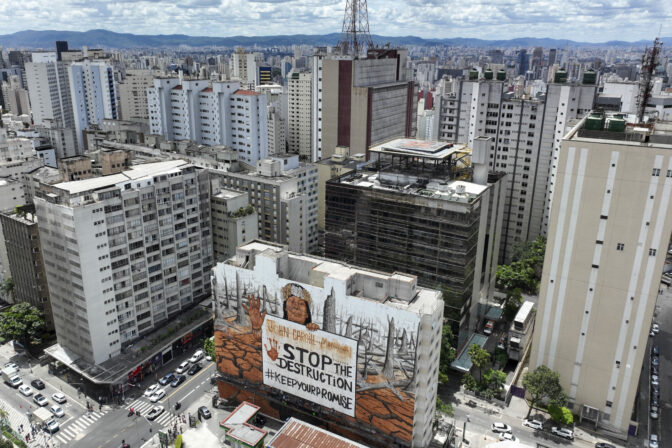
<box><xmin>0</xmin><ymin>303</ymin><xmax>45</xmax><ymax>348</ymax></box>
<box><xmin>462</xmin><ymin>373</ymin><xmax>479</xmax><ymax>393</ymax></box>
<box><xmin>436</xmin><ymin>396</ymin><xmax>454</xmax><ymax>416</ymax></box>
<box><xmin>548</xmin><ymin>404</ymin><xmax>574</xmax><ymax>425</ymax></box>
<box><xmin>0</xmin><ymin>438</ymin><xmax>13</xmax><ymax>448</ymax></box>
<box><xmin>481</xmin><ymin>369</ymin><xmax>507</xmax><ymax>399</ymax></box>
<box><xmin>503</xmin><ymin>288</ymin><xmax>523</xmax><ymax>322</ymax></box>
<box><xmin>439</xmin><ymin>325</ymin><xmax>456</xmax><ymax>384</ymax></box>
<box><xmin>467</xmin><ymin>344</ymin><xmax>490</xmax><ymax>381</ymax></box>
<box><xmin>203</xmin><ymin>337</ymin><xmax>215</xmax><ymax>361</ymax></box>
<box><xmin>493</xmin><ymin>348</ymin><xmax>509</xmax><ymax>368</ymax></box>
<box><xmin>0</xmin><ymin>279</ymin><xmax>14</xmax><ymax>302</ymax></box>
<box><xmin>522</xmin><ymin>365</ymin><xmax>567</xmax><ymax>418</ymax></box>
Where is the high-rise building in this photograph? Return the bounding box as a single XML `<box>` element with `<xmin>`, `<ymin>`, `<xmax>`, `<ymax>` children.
<box><xmin>210</xmin><ymin>187</ymin><xmax>258</xmax><ymax>262</ymax></box>
<box><xmin>25</xmin><ymin>52</ymin><xmax>78</xmax><ymax>156</ymax></box>
<box><xmin>119</xmin><ymin>69</ymin><xmax>154</xmax><ymax>124</ymax></box>
<box><xmin>320</xmin><ymin>48</ymin><xmax>416</xmax><ymax>160</ymax></box>
<box><xmin>0</xmin><ymin>207</ymin><xmax>53</xmax><ymax>329</ymax></box>
<box><xmin>436</xmin><ymin>76</ymin><xmax>596</xmax><ymax>261</ymax></box>
<box><xmin>266</xmin><ymin>104</ymin><xmax>286</xmax><ymax>155</ymax></box>
<box><xmin>55</xmin><ymin>41</ymin><xmax>68</xmax><ymax>62</ymax></box>
<box><xmin>531</xmin><ymin>113</ymin><xmax>672</xmax><ymax>435</ymax></box>
<box><xmin>516</xmin><ymin>49</ymin><xmax>529</xmax><ymax>75</ymax></box>
<box><xmin>211</xmin><ymin>154</ymin><xmax>318</xmax><ymax>254</ymax></box>
<box><xmin>35</xmin><ymin>160</ymin><xmax>213</xmax><ymax>365</ymax></box>
<box><xmin>287</xmin><ymin>71</ymin><xmax>312</xmax><ymax>160</ymax></box>
<box><xmin>213</xmin><ymin>240</ymin><xmax>443</xmax><ymax>448</ymax></box>
<box><xmin>325</xmin><ymin>138</ymin><xmax>506</xmax><ymax>342</ymax></box>
<box><xmin>69</xmin><ymin>59</ymin><xmax>120</xmax><ymax>151</ymax></box>
<box><xmin>310</xmin><ymin>49</ymin><xmax>326</xmax><ymax>161</ymax></box>
<box><xmin>147</xmin><ymin>79</ymin><xmax>268</xmax><ymax>165</ymax></box>
<box><xmin>548</xmin><ymin>49</ymin><xmax>557</xmax><ymax>67</ymax></box>
<box><xmin>1</xmin><ymin>75</ymin><xmax>30</xmax><ymax>116</ymax></box>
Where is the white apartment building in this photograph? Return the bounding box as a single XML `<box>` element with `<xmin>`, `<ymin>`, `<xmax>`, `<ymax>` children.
<box><xmin>437</xmin><ymin>78</ymin><xmax>595</xmax><ymax>261</ymax></box>
<box><xmin>119</xmin><ymin>69</ymin><xmax>155</xmax><ymax>123</ymax></box>
<box><xmin>69</xmin><ymin>59</ymin><xmax>120</xmax><ymax>151</ymax></box>
<box><xmin>532</xmin><ymin>113</ymin><xmax>672</xmax><ymax>435</ymax></box>
<box><xmin>35</xmin><ymin>160</ymin><xmax>213</xmax><ymax>365</ymax></box>
<box><xmin>211</xmin><ymin>154</ymin><xmax>318</xmax><ymax>254</ymax></box>
<box><xmin>311</xmin><ymin>51</ymin><xmax>325</xmax><ymax>161</ymax></box>
<box><xmin>287</xmin><ymin>71</ymin><xmax>312</xmax><ymax>160</ymax></box>
<box><xmin>266</xmin><ymin>104</ymin><xmax>286</xmax><ymax>155</ymax></box>
<box><xmin>147</xmin><ymin>79</ymin><xmax>268</xmax><ymax>165</ymax></box>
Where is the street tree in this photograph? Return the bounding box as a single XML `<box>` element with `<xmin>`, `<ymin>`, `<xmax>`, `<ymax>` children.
<box><xmin>548</xmin><ymin>404</ymin><xmax>574</xmax><ymax>425</ymax></box>
<box><xmin>0</xmin><ymin>302</ymin><xmax>45</xmax><ymax>348</ymax></box>
<box><xmin>481</xmin><ymin>368</ymin><xmax>507</xmax><ymax>399</ymax></box>
<box><xmin>439</xmin><ymin>325</ymin><xmax>456</xmax><ymax>383</ymax></box>
<box><xmin>203</xmin><ymin>337</ymin><xmax>215</xmax><ymax>361</ymax></box>
<box><xmin>467</xmin><ymin>344</ymin><xmax>490</xmax><ymax>381</ymax></box>
<box><xmin>522</xmin><ymin>365</ymin><xmax>566</xmax><ymax>418</ymax></box>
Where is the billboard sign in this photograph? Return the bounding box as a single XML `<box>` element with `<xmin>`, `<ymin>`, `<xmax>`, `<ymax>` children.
<box><xmin>262</xmin><ymin>315</ymin><xmax>357</xmax><ymax>416</ymax></box>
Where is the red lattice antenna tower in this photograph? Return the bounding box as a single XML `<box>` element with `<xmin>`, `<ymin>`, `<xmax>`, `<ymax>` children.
<box><xmin>636</xmin><ymin>37</ymin><xmax>662</xmax><ymax>123</ymax></box>
<box><xmin>338</xmin><ymin>0</ymin><xmax>374</xmax><ymax>57</ymax></box>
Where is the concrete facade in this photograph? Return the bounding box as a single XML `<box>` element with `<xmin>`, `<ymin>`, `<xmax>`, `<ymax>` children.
<box><xmin>287</xmin><ymin>72</ymin><xmax>312</xmax><ymax>161</ymax></box>
<box><xmin>531</xmin><ymin>114</ymin><xmax>672</xmax><ymax>434</ymax></box>
<box><xmin>211</xmin><ymin>187</ymin><xmax>258</xmax><ymax>262</ymax></box>
<box><xmin>119</xmin><ymin>69</ymin><xmax>154</xmax><ymax>124</ymax></box>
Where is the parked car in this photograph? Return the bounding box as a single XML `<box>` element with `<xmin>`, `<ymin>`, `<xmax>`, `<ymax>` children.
<box><xmin>651</xmin><ymin>364</ymin><xmax>659</xmax><ymax>376</ymax></box>
<box><xmin>18</xmin><ymin>385</ymin><xmax>33</xmax><ymax>396</ymax></box>
<box><xmin>484</xmin><ymin>320</ymin><xmax>495</xmax><ymax>335</ymax></box>
<box><xmin>175</xmin><ymin>361</ymin><xmax>190</xmax><ymax>375</ymax></box>
<box><xmin>498</xmin><ymin>433</ymin><xmax>517</xmax><ymax>442</ymax></box>
<box><xmin>188</xmin><ymin>363</ymin><xmax>201</xmax><ymax>375</ymax></box>
<box><xmin>149</xmin><ymin>389</ymin><xmax>166</xmax><ymax>403</ymax></box>
<box><xmin>170</xmin><ymin>375</ymin><xmax>186</xmax><ymax>388</ymax></box>
<box><xmin>595</xmin><ymin>443</ymin><xmax>615</xmax><ymax>448</ymax></box>
<box><xmin>650</xmin><ymin>434</ymin><xmax>659</xmax><ymax>448</ymax></box>
<box><xmin>33</xmin><ymin>394</ymin><xmax>48</xmax><ymax>406</ymax></box>
<box><xmin>652</xmin><ymin>356</ymin><xmax>660</xmax><ymax>366</ymax></box>
<box><xmin>651</xmin><ymin>395</ymin><xmax>660</xmax><ymax>407</ymax></box>
<box><xmin>497</xmin><ymin>337</ymin><xmax>506</xmax><ymax>350</ymax></box>
<box><xmin>198</xmin><ymin>406</ymin><xmax>211</xmax><ymax>419</ymax></box>
<box><xmin>50</xmin><ymin>405</ymin><xmax>65</xmax><ymax>418</ymax></box>
<box><xmin>552</xmin><ymin>427</ymin><xmax>574</xmax><ymax>440</ymax></box>
<box><xmin>4</xmin><ymin>362</ymin><xmax>19</xmax><ymax>370</ymax></box>
<box><xmin>159</xmin><ymin>373</ymin><xmax>175</xmax><ymax>386</ymax></box>
<box><xmin>147</xmin><ymin>406</ymin><xmax>164</xmax><ymax>421</ymax></box>
<box><xmin>652</xmin><ymin>345</ymin><xmax>660</xmax><ymax>356</ymax></box>
<box><xmin>189</xmin><ymin>350</ymin><xmax>204</xmax><ymax>363</ymax></box>
<box><xmin>651</xmin><ymin>323</ymin><xmax>660</xmax><ymax>334</ymax></box>
<box><xmin>523</xmin><ymin>419</ymin><xmax>543</xmax><ymax>430</ymax></box>
<box><xmin>51</xmin><ymin>393</ymin><xmax>67</xmax><ymax>404</ymax></box>
<box><xmin>30</xmin><ymin>379</ymin><xmax>45</xmax><ymax>390</ymax></box>
<box><xmin>651</xmin><ymin>375</ymin><xmax>659</xmax><ymax>386</ymax></box>
<box><xmin>44</xmin><ymin>419</ymin><xmax>59</xmax><ymax>434</ymax></box>
<box><xmin>144</xmin><ymin>384</ymin><xmax>160</xmax><ymax>397</ymax></box>
<box><xmin>651</xmin><ymin>405</ymin><xmax>659</xmax><ymax>419</ymax></box>
<box><xmin>491</xmin><ymin>422</ymin><xmax>512</xmax><ymax>433</ymax></box>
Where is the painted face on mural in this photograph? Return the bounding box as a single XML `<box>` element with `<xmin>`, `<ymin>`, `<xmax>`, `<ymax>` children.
<box><xmin>282</xmin><ymin>283</ymin><xmax>319</xmax><ymax>331</ymax></box>
<box><xmin>286</xmin><ymin>295</ymin><xmax>310</xmax><ymax>325</ymax></box>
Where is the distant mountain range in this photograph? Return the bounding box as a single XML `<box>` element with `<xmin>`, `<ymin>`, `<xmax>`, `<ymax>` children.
<box><xmin>0</xmin><ymin>29</ymin><xmax>669</xmax><ymax>50</ymax></box>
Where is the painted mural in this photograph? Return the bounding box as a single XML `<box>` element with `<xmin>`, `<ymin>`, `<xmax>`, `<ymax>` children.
<box><xmin>212</xmin><ymin>263</ymin><xmax>423</xmax><ymax>447</ymax></box>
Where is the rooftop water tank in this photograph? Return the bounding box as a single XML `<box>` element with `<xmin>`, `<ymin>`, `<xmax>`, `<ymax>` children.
<box><xmin>484</xmin><ymin>69</ymin><xmax>493</xmax><ymax>80</ymax></box>
<box><xmin>496</xmin><ymin>69</ymin><xmax>506</xmax><ymax>81</ymax></box>
<box><xmin>554</xmin><ymin>69</ymin><xmax>567</xmax><ymax>83</ymax></box>
<box><xmin>608</xmin><ymin>117</ymin><xmax>626</xmax><ymax>132</ymax></box>
<box><xmin>469</xmin><ymin>69</ymin><xmax>479</xmax><ymax>80</ymax></box>
<box><xmin>582</xmin><ymin>69</ymin><xmax>596</xmax><ymax>85</ymax></box>
<box><xmin>584</xmin><ymin>113</ymin><xmax>604</xmax><ymax>131</ymax></box>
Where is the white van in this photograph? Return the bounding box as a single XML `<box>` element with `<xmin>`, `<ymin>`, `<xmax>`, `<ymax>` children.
<box><xmin>189</xmin><ymin>350</ymin><xmax>204</xmax><ymax>363</ymax></box>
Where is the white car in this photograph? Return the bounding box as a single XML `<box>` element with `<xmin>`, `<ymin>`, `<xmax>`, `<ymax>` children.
<box><xmin>50</xmin><ymin>405</ymin><xmax>65</xmax><ymax>418</ymax></box>
<box><xmin>147</xmin><ymin>406</ymin><xmax>164</xmax><ymax>421</ymax></box>
<box><xmin>4</xmin><ymin>362</ymin><xmax>19</xmax><ymax>370</ymax></box>
<box><xmin>652</xmin><ymin>323</ymin><xmax>660</xmax><ymax>334</ymax></box>
<box><xmin>523</xmin><ymin>419</ymin><xmax>543</xmax><ymax>430</ymax></box>
<box><xmin>44</xmin><ymin>418</ymin><xmax>59</xmax><ymax>434</ymax></box>
<box><xmin>144</xmin><ymin>384</ymin><xmax>160</xmax><ymax>397</ymax></box>
<box><xmin>18</xmin><ymin>385</ymin><xmax>33</xmax><ymax>396</ymax></box>
<box><xmin>149</xmin><ymin>389</ymin><xmax>166</xmax><ymax>403</ymax></box>
<box><xmin>33</xmin><ymin>394</ymin><xmax>48</xmax><ymax>407</ymax></box>
<box><xmin>651</xmin><ymin>375</ymin><xmax>659</xmax><ymax>386</ymax></box>
<box><xmin>175</xmin><ymin>361</ymin><xmax>190</xmax><ymax>374</ymax></box>
<box><xmin>650</xmin><ymin>434</ymin><xmax>659</xmax><ymax>448</ymax></box>
<box><xmin>8</xmin><ymin>376</ymin><xmax>22</xmax><ymax>388</ymax></box>
<box><xmin>491</xmin><ymin>422</ymin><xmax>512</xmax><ymax>433</ymax></box>
<box><xmin>205</xmin><ymin>354</ymin><xmax>212</xmax><ymax>362</ymax></box>
<box><xmin>651</xmin><ymin>405</ymin><xmax>659</xmax><ymax>419</ymax></box>
<box><xmin>498</xmin><ymin>433</ymin><xmax>517</xmax><ymax>442</ymax></box>
<box><xmin>551</xmin><ymin>427</ymin><xmax>574</xmax><ymax>440</ymax></box>
<box><xmin>51</xmin><ymin>392</ymin><xmax>67</xmax><ymax>404</ymax></box>
<box><xmin>189</xmin><ymin>350</ymin><xmax>204</xmax><ymax>363</ymax></box>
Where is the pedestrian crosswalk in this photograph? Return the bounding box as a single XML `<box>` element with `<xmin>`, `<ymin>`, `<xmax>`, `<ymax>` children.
<box><xmin>0</xmin><ymin>401</ymin><xmax>30</xmax><ymax>434</ymax></box>
<box><xmin>52</xmin><ymin>409</ymin><xmax>109</xmax><ymax>445</ymax></box>
<box><xmin>124</xmin><ymin>398</ymin><xmax>183</xmax><ymax>430</ymax></box>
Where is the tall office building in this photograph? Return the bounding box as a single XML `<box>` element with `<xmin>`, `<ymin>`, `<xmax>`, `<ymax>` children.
<box><xmin>287</xmin><ymin>71</ymin><xmax>312</xmax><ymax>160</ymax></box>
<box><xmin>211</xmin><ymin>154</ymin><xmax>318</xmax><ymax>254</ymax></box>
<box><xmin>1</xmin><ymin>75</ymin><xmax>31</xmax><ymax>116</ymax></box>
<box><xmin>436</xmin><ymin>76</ymin><xmax>596</xmax><ymax>261</ymax></box>
<box><xmin>325</xmin><ymin>139</ymin><xmax>505</xmax><ymax>342</ymax></box>
<box><xmin>147</xmin><ymin>79</ymin><xmax>268</xmax><ymax>165</ymax></box>
<box><xmin>531</xmin><ymin>113</ymin><xmax>672</xmax><ymax>434</ymax></box>
<box><xmin>516</xmin><ymin>49</ymin><xmax>529</xmax><ymax>75</ymax></box>
<box><xmin>35</xmin><ymin>160</ymin><xmax>213</xmax><ymax>365</ymax></box>
<box><xmin>320</xmin><ymin>48</ymin><xmax>416</xmax><ymax>160</ymax></box>
<box><xmin>69</xmin><ymin>59</ymin><xmax>120</xmax><ymax>151</ymax></box>
<box><xmin>25</xmin><ymin>52</ymin><xmax>78</xmax><ymax>157</ymax></box>
<box><xmin>311</xmin><ymin>49</ymin><xmax>326</xmax><ymax>161</ymax></box>
<box><xmin>119</xmin><ymin>69</ymin><xmax>154</xmax><ymax>124</ymax></box>
<box><xmin>55</xmin><ymin>41</ymin><xmax>68</xmax><ymax>61</ymax></box>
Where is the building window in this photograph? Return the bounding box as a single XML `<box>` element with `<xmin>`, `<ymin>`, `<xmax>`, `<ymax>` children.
<box><xmin>649</xmin><ymin>248</ymin><xmax>657</xmax><ymax>256</ymax></box>
<box><xmin>605</xmin><ymin>401</ymin><xmax>613</xmax><ymax>407</ymax></box>
<box><xmin>652</xmin><ymin>168</ymin><xmax>661</xmax><ymax>176</ymax></box>
<box><xmin>617</xmin><ymin>243</ymin><xmax>624</xmax><ymax>251</ymax></box>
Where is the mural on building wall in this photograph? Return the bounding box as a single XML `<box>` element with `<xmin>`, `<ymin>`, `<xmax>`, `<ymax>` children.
<box><xmin>213</xmin><ymin>266</ymin><xmax>422</xmax><ymax>446</ymax></box>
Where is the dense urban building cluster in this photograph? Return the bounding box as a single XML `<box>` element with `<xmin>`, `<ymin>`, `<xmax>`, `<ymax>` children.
<box><xmin>0</xmin><ymin>3</ymin><xmax>671</xmax><ymax>448</ymax></box>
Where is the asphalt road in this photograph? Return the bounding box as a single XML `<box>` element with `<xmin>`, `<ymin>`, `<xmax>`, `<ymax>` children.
<box><xmin>69</xmin><ymin>361</ymin><xmax>216</xmax><ymax>448</ymax></box>
<box><xmin>648</xmin><ymin>283</ymin><xmax>671</xmax><ymax>447</ymax></box>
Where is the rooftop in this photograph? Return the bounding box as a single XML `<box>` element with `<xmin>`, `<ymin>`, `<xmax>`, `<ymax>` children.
<box><xmin>233</xmin><ymin>89</ymin><xmax>260</xmax><ymax>96</ymax></box>
<box><xmin>267</xmin><ymin>418</ymin><xmax>370</xmax><ymax>448</ymax></box>
<box><xmin>220</xmin><ymin>402</ymin><xmax>267</xmax><ymax>446</ymax></box>
<box><xmin>569</xmin><ymin>111</ymin><xmax>672</xmax><ymax>147</ymax></box>
<box><xmin>369</xmin><ymin>138</ymin><xmax>466</xmax><ymax>161</ymax></box>
<box><xmin>213</xmin><ymin>188</ymin><xmax>246</xmax><ymax>200</ymax></box>
<box><xmin>51</xmin><ymin>160</ymin><xmax>189</xmax><ymax>195</ymax></box>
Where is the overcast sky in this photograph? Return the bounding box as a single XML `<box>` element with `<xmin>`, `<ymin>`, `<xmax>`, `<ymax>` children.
<box><xmin>1</xmin><ymin>0</ymin><xmax>669</xmax><ymax>42</ymax></box>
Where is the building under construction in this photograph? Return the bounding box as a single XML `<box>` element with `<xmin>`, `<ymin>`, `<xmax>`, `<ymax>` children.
<box><xmin>324</xmin><ymin>138</ymin><xmax>506</xmax><ymax>345</ymax></box>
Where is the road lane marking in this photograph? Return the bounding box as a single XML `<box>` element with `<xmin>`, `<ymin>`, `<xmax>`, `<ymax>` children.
<box><xmin>163</xmin><ymin>364</ymin><xmax>212</xmax><ymax>401</ymax></box>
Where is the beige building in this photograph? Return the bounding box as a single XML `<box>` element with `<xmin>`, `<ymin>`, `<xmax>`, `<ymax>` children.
<box><xmin>1</xmin><ymin>76</ymin><xmax>31</xmax><ymax>117</ymax></box>
<box><xmin>58</xmin><ymin>155</ymin><xmax>93</xmax><ymax>181</ymax></box>
<box><xmin>119</xmin><ymin>70</ymin><xmax>154</xmax><ymax>124</ymax></box>
<box><xmin>287</xmin><ymin>71</ymin><xmax>312</xmax><ymax>161</ymax></box>
<box><xmin>531</xmin><ymin>112</ymin><xmax>672</xmax><ymax>434</ymax></box>
<box><xmin>211</xmin><ymin>187</ymin><xmax>258</xmax><ymax>262</ymax></box>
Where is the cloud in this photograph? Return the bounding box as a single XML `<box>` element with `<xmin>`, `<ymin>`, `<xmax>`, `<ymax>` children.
<box><xmin>1</xmin><ymin>0</ymin><xmax>671</xmax><ymax>42</ymax></box>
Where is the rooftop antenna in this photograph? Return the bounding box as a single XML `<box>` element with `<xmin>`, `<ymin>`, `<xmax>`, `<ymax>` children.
<box><xmin>636</xmin><ymin>37</ymin><xmax>662</xmax><ymax>123</ymax></box>
<box><xmin>338</xmin><ymin>0</ymin><xmax>374</xmax><ymax>58</ymax></box>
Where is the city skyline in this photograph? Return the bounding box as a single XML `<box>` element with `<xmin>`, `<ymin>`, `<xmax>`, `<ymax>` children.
<box><xmin>0</xmin><ymin>0</ymin><xmax>670</xmax><ymax>43</ymax></box>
